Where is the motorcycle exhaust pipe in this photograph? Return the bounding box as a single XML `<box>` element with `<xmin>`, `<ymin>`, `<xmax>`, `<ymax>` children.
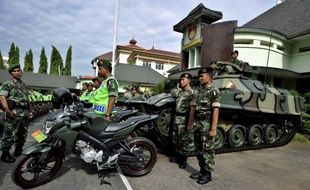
<box><xmin>77</xmin><ymin>131</ymin><xmax>111</xmax><ymax>156</ymax></box>
<box><xmin>118</xmin><ymin>154</ymin><xmax>141</xmax><ymax>163</ymax></box>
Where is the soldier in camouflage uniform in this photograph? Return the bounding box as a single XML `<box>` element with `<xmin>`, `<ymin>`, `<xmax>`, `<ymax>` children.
<box><xmin>188</xmin><ymin>67</ymin><xmax>220</xmax><ymax>185</ymax></box>
<box><xmin>231</xmin><ymin>50</ymin><xmax>243</xmax><ymax>67</ymax></box>
<box><xmin>0</xmin><ymin>64</ymin><xmax>30</xmax><ymax>163</ymax></box>
<box><xmin>171</xmin><ymin>73</ymin><xmax>195</xmax><ymax>169</ymax></box>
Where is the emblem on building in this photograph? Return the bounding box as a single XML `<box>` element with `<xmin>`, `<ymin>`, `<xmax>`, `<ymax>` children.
<box><xmin>188</xmin><ymin>25</ymin><xmax>197</xmax><ymax>41</ymax></box>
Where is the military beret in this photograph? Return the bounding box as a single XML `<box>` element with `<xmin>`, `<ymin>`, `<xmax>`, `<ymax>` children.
<box><xmin>8</xmin><ymin>63</ymin><xmax>21</xmax><ymax>73</ymax></box>
<box><xmin>97</xmin><ymin>59</ymin><xmax>111</xmax><ymax>67</ymax></box>
<box><xmin>180</xmin><ymin>73</ymin><xmax>192</xmax><ymax>80</ymax></box>
<box><xmin>198</xmin><ymin>67</ymin><xmax>214</xmax><ymax>75</ymax></box>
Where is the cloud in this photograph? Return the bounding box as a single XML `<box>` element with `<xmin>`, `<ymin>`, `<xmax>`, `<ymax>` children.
<box><xmin>0</xmin><ymin>0</ymin><xmax>275</xmax><ymax>76</ymax></box>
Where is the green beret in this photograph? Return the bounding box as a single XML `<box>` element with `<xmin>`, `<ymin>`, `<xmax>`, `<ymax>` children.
<box><xmin>198</xmin><ymin>67</ymin><xmax>214</xmax><ymax>75</ymax></box>
<box><xmin>8</xmin><ymin>64</ymin><xmax>21</xmax><ymax>73</ymax></box>
<box><xmin>97</xmin><ymin>59</ymin><xmax>111</xmax><ymax>67</ymax></box>
<box><xmin>180</xmin><ymin>73</ymin><xmax>192</xmax><ymax>80</ymax></box>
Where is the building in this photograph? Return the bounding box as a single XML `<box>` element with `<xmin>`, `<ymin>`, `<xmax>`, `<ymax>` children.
<box><xmin>0</xmin><ymin>70</ymin><xmax>77</xmax><ymax>90</ymax></box>
<box><xmin>170</xmin><ymin>1</ymin><xmax>310</xmax><ymax>93</ymax></box>
<box><xmin>92</xmin><ymin>38</ymin><xmax>181</xmax><ymax>77</ymax></box>
<box><xmin>234</xmin><ymin>0</ymin><xmax>310</xmax><ymax>93</ymax></box>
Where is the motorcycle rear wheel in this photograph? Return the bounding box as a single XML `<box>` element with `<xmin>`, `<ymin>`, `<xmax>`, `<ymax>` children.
<box><xmin>120</xmin><ymin>137</ymin><xmax>157</xmax><ymax>176</ymax></box>
<box><xmin>11</xmin><ymin>152</ymin><xmax>62</xmax><ymax>189</ymax></box>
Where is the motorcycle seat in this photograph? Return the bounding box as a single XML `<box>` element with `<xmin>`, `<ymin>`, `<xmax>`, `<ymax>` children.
<box><xmin>105</xmin><ymin>115</ymin><xmax>150</xmax><ymax>132</ymax></box>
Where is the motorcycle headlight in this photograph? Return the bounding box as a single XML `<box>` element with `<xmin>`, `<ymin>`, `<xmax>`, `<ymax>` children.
<box><xmin>41</xmin><ymin>121</ymin><xmax>55</xmax><ymax>134</ymax></box>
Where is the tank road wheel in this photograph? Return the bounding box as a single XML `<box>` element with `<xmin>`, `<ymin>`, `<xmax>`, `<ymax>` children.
<box><xmin>228</xmin><ymin>126</ymin><xmax>245</xmax><ymax>148</ymax></box>
<box><xmin>248</xmin><ymin>124</ymin><xmax>262</xmax><ymax>146</ymax></box>
<box><xmin>156</xmin><ymin>107</ymin><xmax>173</xmax><ymax>138</ymax></box>
<box><xmin>264</xmin><ymin>124</ymin><xmax>277</xmax><ymax>144</ymax></box>
<box><xmin>214</xmin><ymin>128</ymin><xmax>225</xmax><ymax>150</ymax></box>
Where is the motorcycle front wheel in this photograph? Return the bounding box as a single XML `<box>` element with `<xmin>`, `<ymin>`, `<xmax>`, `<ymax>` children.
<box><xmin>11</xmin><ymin>151</ymin><xmax>63</xmax><ymax>189</ymax></box>
<box><xmin>120</xmin><ymin>137</ymin><xmax>157</xmax><ymax>176</ymax></box>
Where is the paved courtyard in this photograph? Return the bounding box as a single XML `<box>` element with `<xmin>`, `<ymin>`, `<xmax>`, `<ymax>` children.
<box><xmin>0</xmin><ymin>115</ymin><xmax>309</xmax><ymax>190</ymax></box>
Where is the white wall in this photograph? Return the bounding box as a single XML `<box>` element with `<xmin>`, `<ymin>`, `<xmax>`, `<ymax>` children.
<box><xmin>234</xmin><ymin>32</ymin><xmax>295</xmax><ymax>71</ymax></box>
<box><xmin>119</xmin><ymin>52</ymin><xmax>130</xmax><ymax>64</ymax></box>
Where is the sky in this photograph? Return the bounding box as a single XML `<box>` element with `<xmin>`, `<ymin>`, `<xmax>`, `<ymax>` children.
<box><xmin>0</xmin><ymin>0</ymin><xmax>278</xmax><ymax>77</ymax></box>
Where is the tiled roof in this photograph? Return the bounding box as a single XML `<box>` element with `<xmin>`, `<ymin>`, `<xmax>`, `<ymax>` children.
<box><xmin>0</xmin><ymin>70</ymin><xmax>77</xmax><ymax>89</ymax></box>
<box><xmin>243</xmin><ymin>0</ymin><xmax>310</xmax><ymax>39</ymax></box>
<box><xmin>114</xmin><ymin>63</ymin><xmax>166</xmax><ymax>86</ymax></box>
<box><xmin>97</xmin><ymin>51</ymin><xmax>112</xmax><ymax>61</ymax></box>
<box><xmin>146</xmin><ymin>48</ymin><xmax>180</xmax><ymax>58</ymax></box>
<box><xmin>174</xmin><ymin>3</ymin><xmax>222</xmax><ymax>33</ymax></box>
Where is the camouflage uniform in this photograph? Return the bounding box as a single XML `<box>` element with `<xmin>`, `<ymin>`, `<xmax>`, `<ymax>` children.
<box><xmin>191</xmin><ymin>85</ymin><xmax>220</xmax><ymax>172</ymax></box>
<box><xmin>232</xmin><ymin>59</ymin><xmax>243</xmax><ymax>67</ymax></box>
<box><xmin>173</xmin><ymin>87</ymin><xmax>195</xmax><ymax>156</ymax></box>
<box><xmin>0</xmin><ymin>78</ymin><xmax>29</xmax><ymax>152</ymax></box>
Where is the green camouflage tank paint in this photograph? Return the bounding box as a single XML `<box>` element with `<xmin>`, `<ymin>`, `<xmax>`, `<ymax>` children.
<box><xmin>119</xmin><ymin>61</ymin><xmax>305</xmax><ymax>153</ymax></box>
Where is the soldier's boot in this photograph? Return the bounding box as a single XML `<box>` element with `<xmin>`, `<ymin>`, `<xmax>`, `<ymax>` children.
<box><xmin>197</xmin><ymin>171</ymin><xmax>212</xmax><ymax>185</ymax></box>
<box><xmin>1</xmin><ymin>151</ymin><xmax>16</xmax><ymax>163</ymax></box>
<box><xmin>179</xmin><ymin>156</ymin><xmax>187</xmax><ymax>169</ymax></box>
<box><xmin>189</xmin><ymin>170</ymin><xmax>204</xmax><ymax>179</ymax></box>
<box><xmin>13</xmin><ymin>146</ymin><xmax>23</xmax><ymax>157</ymax></box>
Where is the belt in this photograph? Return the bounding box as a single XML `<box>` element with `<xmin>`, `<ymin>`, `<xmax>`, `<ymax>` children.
<box><xmin>15</xmin><ymin>105</ymin><xmax>29</xmax><ymax>109</ymax></box>
<box><xmin>195</xmin><ymin>113</ymin><xmax>210</xmax><ymax>120</ymax></box>
<box><xmin>175</xmin><ymin>112</ymin><xmax>188</xmax><ymax>116</ymax></box>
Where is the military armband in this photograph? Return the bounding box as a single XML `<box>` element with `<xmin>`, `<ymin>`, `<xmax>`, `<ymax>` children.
<box><xmin>212</xmin><ymin>102</ymin><xmax>220</xmax><ymax>108</ymax></box>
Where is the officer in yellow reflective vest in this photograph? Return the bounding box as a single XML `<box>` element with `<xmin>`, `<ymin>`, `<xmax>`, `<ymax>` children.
<box><xmin>92</xmin><ymin>60</ymin><xmax>119</xmax><ymax>121</ymax></box>
<box><xmin>88</xmin><ymin>77</ymin><xmax>102</xmax><ymax>104</ymax></box>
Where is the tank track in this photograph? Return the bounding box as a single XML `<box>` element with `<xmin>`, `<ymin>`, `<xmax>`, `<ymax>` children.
<box><xmin>213</xmin><ymin>108</ymin><xmax>299</xmax><ymax>154</ymax></box>
<box><xmin>214</xmin><ymin>128</ymin><xmax>296</xmax><ymax>154</ymax></box>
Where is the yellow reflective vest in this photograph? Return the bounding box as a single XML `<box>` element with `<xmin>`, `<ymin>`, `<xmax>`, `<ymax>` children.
<box><xmin>93</xmin><ymin>76</ymin><xmax>119</xmax><ymax>115</ymax></box>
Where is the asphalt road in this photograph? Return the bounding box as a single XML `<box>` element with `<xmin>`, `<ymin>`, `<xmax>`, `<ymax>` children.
<box><xmin>0</xmin><ymin>115</ymin><xmax>309</xmax><ymax>190</ymax></box>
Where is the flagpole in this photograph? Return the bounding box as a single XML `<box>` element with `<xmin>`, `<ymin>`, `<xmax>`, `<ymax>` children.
<box><xmin>112</xmin><ymin>0</ymin><xmax>120</xmax><ymax>76</ymax></box>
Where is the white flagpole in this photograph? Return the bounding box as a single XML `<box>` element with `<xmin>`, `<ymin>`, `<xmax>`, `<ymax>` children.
<box><xmin>112</xmin><ymin>0</ymin><xmax>120</xmax><ymax>76</ymax></box>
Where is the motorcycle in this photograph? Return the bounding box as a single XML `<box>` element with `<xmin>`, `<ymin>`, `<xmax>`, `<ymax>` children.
<box><xmin>11</xmin><ymin>88</ymin><xmax>158</xmax><ymax>189</ymax></box>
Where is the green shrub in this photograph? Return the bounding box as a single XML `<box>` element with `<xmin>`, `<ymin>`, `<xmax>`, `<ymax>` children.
<box><xmin>292</xmin><ymin>133</ymin><xmax>310</xmax><ymax>144</ymax></box>
<box><xmin>303</xmin><ymin>92</ymin><xmax>310</xmax><ymax>103</ymax></box>
<box><xmin>304</xmin><ymin>104</ymin><xmax>310</xmax><ymax>114</ymax></box>
<box><xmin>289</xmin><ymin>89</ymin><xmax>299</xmax><ymax>96</ymax></box>
<box><xmin>152</xmin><ymin>79</ymin><xmax>176</xmax><ymax>94</ymax></box>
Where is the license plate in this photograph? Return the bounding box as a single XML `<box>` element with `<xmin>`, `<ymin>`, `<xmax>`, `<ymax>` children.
<box><xmin>32</xmin><ymin>130</ymin><xmax>47</xmax><ymax>143</ymax></box>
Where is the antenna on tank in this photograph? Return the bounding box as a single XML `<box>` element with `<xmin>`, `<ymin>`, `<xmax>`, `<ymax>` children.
<box><xmin>263</xmin><ymin>1</ymin><xmax>279</xmax><ymax>87</ymax></box>
<box><xmin>263</xmin><ymin>30</ymin><xmax>273</xmax><ymax>86</ymax></box>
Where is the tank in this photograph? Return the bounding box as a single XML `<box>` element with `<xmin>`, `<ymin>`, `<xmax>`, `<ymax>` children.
<box><xmin>119</xmin><ymin>61</ymin><xmax>305</xmax><ymax>153</ymax></box>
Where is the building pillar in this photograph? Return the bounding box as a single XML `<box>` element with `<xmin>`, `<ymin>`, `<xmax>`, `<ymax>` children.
<box><xmin>189</xmin><ymin>49</ymin><xmax>195</xmax><ymax>68</ymax></box>
<box><xmin>194</xmin><ymin>46</ymin><xmax>201</xmax><ymax>67</ymax></box>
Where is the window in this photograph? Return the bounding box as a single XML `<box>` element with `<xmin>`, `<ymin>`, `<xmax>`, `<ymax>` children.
<box><xmin>156</xmin><ymin>63</ymin><xmax>164</xmax><ymax>70</ymax></box>
<box><xmin>260</xmin><ymin>41</ymin><xmax>272</xmax><ymax>47</ymax></box>
<box><xmin>299</xmin><ymin>46</ymin><xmax>310</xmax><ymax>53</ymax></box>
<box><xmin>143</xmin><ymin>61</ymin><xmax>151</xmax><ymax>68</ymax></box>
<box><xmin>234</xmin><ymin>39</ymin><xmax>253</xmax><ymax>45</ymax></box>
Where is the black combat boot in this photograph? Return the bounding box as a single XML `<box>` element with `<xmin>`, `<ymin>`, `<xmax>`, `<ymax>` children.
<box><xmin>189</xmin><ymin>170</ymin><xmax>204</xmax><ymax>179</ymax></box>
<box><xmin>13</xmin><ymin>146</ymin><xmax>23</xmax><ymax>157</ymax></box>
<box><xmin>1</xmin><ymin>151</ymin><xmax>16</xmax><ymax>163</ymax></box>
<box><xmin>178</xmin><ymin>156</ymin><xmax>187</xmax><ymax>169</ymax></box>
<box><xmin>197</xmin><ymin>171</ymin><xmax>212</xmax><ymax>185</ymax></box>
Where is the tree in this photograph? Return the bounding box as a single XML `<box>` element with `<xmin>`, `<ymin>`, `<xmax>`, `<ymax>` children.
<box><xmin>15</xmin><ymin>46</ymin><xmax>20</xmax><ymax>65</ymax></box>
<box><xmin>7</xmin><ymin>42</ymin><xmax>15</xmax><ymax>65</ymax></box>
<box><xmin>38</xmin><ymin>47</ymin><xmax>48</xmax><ymax>74</ymax></box>
<box><xmin>0</xmin><ymin>51</ymin><xmax>5</xmax><ymax>70</ymax></box>
<box><xmin>23</xmin><ymin>52</ymin><xmax>29</xmax><ymax>71</ymax></box>
<box><xmin>23</xmin><ymin>49</ymin><xmax>34</xmax><ymax>72</ymax></box>
<box><xmin>64</xmin><ymin>45</ymin><xmax>72</xmax><ymax>75</ymax></box>
<box><xmin>50</xmin><ymin>46</ymin><xmax>63</xmax><ymax>75</ymax></box>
